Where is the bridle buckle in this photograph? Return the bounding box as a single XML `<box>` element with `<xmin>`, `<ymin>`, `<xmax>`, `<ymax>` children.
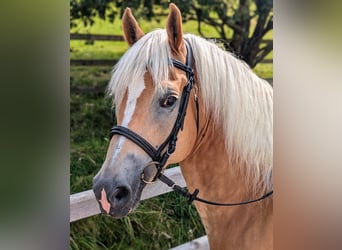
<box><xmin>140</xmin><ymin>161</ymin><xmax>161</xmax><ymax>184</ymax></box>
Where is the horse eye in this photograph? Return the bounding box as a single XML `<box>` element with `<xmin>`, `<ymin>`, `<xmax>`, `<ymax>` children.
<box><xmin>160</xmin><ymin>95</ymin><xmax>178</xmax><ymax>108</ymax></box>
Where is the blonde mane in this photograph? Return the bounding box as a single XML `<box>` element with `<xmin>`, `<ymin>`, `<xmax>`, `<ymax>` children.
<box><xmin>108</xmin><ymin>30</ymin><xmax>273</xmax><ymax>192</ymax></box>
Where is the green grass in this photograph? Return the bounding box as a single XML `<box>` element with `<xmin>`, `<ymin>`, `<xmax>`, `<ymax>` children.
<box><xmin>254</xmin><ymin>63</ymin><xmax>273</xmax><ymax>80</ymax></box>
<box><xmin>70</xmin><ymin>12</ymin><xmax>273</xmax><ymax>250</ymax></box>
<box><xmin>71</xmin><ymin>15</ymin><xmax>221</xmax><ymax>36</ymax></box>
<box><xmin>70</xmin><ymin>66</ymin><xmax>112</xmax><ymax>87</ymax></box>
<box><xmin>70</xmin><ymin>41</ymin><xmax>128</xmax><ymax>60</ymax></box>
<box><xmin>70</xmin><ymin>192</ymin><xmax>205</xmax><ymax>249</ymax></box>
<box><xmin>70</xmin><ymin>92</ymin><xmax>112</xmax><ymax>193</ymax></box>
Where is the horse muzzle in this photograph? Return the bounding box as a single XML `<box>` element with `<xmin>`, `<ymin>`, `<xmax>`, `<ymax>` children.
<box><xmin>93</xmin><ymin>176</ymin><xmax>142</xmax><ymax>218</ymax></box>
<box><xmin>92</xmin><ymin>155</ymin><xmax>160</xmax><ymax>217</ymax></box>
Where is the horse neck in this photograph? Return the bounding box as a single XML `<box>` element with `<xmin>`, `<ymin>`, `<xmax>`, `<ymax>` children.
<box><xmin>180</xmin><ymin>109</ymin><xmax>273</xmax><ymax>249</ymax></box>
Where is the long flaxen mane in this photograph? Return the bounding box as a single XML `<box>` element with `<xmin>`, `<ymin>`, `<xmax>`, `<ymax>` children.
<box><xmin>107</xmin><ymin>29</ymin><xmax>273</xmax><ymax>193</ymax></box>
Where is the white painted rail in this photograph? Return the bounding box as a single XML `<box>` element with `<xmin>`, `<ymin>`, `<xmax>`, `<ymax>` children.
<box><xmin>70</xmin><ymin>166</ymin><xmax>186</xmax><ymax>222</ymax></box>
<box><xmin>170</xmin><ymin>236</ymin><xmax>209</xmax><ymax>250</ymax></box>
<box><xmin>70</xmin><ymin>166</ymin><xmax>209</xmax><ymax>249</ymax></box>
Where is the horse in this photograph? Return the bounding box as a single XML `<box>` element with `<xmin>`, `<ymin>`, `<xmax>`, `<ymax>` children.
<box><xmin>93</xmin><ymin>3</ymin><xmax>273</xmax><ymax>249</ymax></box>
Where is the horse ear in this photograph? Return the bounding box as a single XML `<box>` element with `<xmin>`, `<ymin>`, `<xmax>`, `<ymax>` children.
<box><xmin>122</xmin><ymin>8</ymin><xmax>144</xmax><ymax>46</ymax></box>
<box><xmin>166</xmin><ymin>3</ymin><xmax>183</xmax><ymax>54</ymax></box>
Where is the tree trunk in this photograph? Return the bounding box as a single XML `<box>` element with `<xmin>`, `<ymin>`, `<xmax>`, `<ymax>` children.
<box><xmin>230</xmin><ymin>0</ymin><xmax>250</xmax><ymax>59</ymax></box>
<box><xmin>229</xmin><ymin>0</ymin><xmax>273</xmax><ymax>68</ymax></box>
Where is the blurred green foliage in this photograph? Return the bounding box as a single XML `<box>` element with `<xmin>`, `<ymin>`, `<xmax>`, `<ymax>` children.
<box><xmin>70</xmin><ymin>0</ymin><xmax>273</xmax><ymax>67</ymax></box>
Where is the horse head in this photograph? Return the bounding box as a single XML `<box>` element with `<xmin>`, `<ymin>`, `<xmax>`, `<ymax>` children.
<box><xmin>92</xmin><ymin>4</ymin><xmax>199</xmax><ymax>218</ymax></box>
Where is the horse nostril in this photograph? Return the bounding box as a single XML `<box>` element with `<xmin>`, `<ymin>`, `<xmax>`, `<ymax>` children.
<box><xmin>111</xmin><ymin>186</ymin><xmax>130</xmax><ymax>201</ymax></box>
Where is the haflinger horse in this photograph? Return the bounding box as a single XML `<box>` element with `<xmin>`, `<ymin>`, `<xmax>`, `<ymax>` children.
<box><xmin>93</xmin><ymin>3</ymin><xmax>273</xmax><ymax>250</ymax></box>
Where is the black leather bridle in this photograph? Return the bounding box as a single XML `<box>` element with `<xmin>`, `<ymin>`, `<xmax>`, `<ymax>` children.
<box><xmin>110</xmin><ymin>40</ymin><xmax>273</xmax><ymax>206</ymax></box>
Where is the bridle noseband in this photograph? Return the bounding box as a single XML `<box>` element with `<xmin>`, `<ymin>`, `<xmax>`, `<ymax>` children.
<box><xmin>110</xmin><ymin>40</ymin><xmax>273</xmax><ymax>206</ymax></box>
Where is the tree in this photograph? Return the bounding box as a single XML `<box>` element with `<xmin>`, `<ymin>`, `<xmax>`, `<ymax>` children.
<box><xmin>70</xmin><ymin>0</ymin><xmax>273</xmax><ymax>68</ymax></box>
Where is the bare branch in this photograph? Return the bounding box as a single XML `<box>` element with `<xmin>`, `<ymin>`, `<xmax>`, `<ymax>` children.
<box><xmin>255</xmin><ymin>42</ymin><xmax>273</xmax><ymax>65</ymax></box>
<box><xmin>264</xmin><ymin>15</ymin><xmax>273</xmax><ymax>33</ymax></box>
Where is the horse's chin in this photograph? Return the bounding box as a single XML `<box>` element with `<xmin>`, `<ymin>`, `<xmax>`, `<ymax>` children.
<box><xmin>106</xmin><ymin>202</ymin><xmax>139</xmax><ymax>218</ymax></box>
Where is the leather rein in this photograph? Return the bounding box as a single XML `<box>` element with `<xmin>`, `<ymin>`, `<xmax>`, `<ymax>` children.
<box><xmin>110</xmin><ymin>41</ymin><xmax>273</xmax><ymax>206</ymax></box>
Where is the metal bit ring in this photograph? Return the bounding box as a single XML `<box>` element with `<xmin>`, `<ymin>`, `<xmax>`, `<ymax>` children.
<box><xmin>141</xmin><ymin>161</ymin><xmax>160</xmax><ymax>184</ymax></box>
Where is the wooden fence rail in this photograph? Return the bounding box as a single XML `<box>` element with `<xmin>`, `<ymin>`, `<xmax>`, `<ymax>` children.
<box><xmin>170</xmin><ymin>236</ymin><xmax>209</xmax><ymax>250</ymax></box>
<box><xmin>70</xmin><ymin>166</ymin><xmax>209</xmax><ymax>249</ymax></box>
<box><xmin>70</xmin><ymin>33</ymin><xmax>124</xmax><ymax>41</ymax></box>
<box><xmin>70</xmin><ymin>33</ymin><xmax>272</xmax><ymax>44</ymax></box>
<box><xmin>71</xmin><ymin>58</ymin><xmax>272</xmax><ymax>66</ymax></box>
<box><xmin>70</xmin><ymin>166</ymin><xmax>186</xmax><ymax>222</ymax></box>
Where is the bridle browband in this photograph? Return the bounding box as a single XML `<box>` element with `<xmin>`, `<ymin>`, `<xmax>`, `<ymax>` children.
<box><xmin>110</xmin><ymin>40</ymin><xmax>273</xmax><ymax>206</ymax></box>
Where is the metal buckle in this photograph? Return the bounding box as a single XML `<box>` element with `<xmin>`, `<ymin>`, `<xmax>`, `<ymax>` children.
<box><xmin>140</xmin><ymin>161</ymin><xmax>160</xmax><ymax>184</ymax></box>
